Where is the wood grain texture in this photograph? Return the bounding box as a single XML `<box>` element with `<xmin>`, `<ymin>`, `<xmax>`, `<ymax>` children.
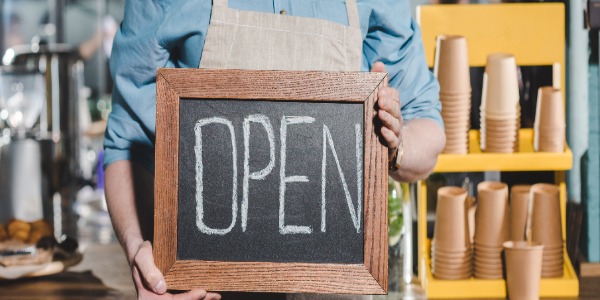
<box><xmin>154</xmin><ymin>68</ymin><xmax>388</xmax><ymax>294</ymax></box>
<box><xmin>154</xmin><ymin>73</ymin><xmax>179</xmax><ymax>274</ymax></box>
<box><xmin>159</xmin><ymin>68</ymin><xmax>386</xmax><ymax>102</ymax></box>
<box><xmin>362</xmin><ymin>80</ymin><xmax>389</xmax><ymax>293</ymax></box>
<box><xmin>165</xmin><ymin>261</ymin><xmax>384</xmax><ymax>294</ymax></box>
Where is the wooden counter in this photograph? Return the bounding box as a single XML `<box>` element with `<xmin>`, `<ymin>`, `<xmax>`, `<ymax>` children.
<box><xmin>0</xmin><ymin>243</ymin><xmax>135</xmax><ymax>299</ymax></box>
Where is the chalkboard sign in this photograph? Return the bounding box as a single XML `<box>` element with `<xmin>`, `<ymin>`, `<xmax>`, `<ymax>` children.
<box><xmin>154</xmin><ymin>69</ymin><xmax>388</xmax><ymax>294</ymax></box>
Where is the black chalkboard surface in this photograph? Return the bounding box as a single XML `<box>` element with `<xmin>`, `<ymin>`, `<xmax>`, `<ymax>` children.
<box><xmin>154</xmin><ymin>68</ymin><xmax>388</xmax><ymax>294</ymax></box>
<box><xmin>177</xmin><ymin>99</ymin><xmax>363</xmax><ymax>263</ymax></box>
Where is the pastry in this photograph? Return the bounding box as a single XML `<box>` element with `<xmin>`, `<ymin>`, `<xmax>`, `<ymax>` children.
<box><xmin>28</xmin><ymin>220</ymin><xmax>53</xmax><ymax>244</ymax></box>
<box><xmin>7</xmin><ymin>219</ymin><xmax>31</xmax><ymax>242</ymax></box>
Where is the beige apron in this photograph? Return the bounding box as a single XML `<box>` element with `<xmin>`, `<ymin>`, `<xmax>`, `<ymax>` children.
<box><xmin>200</xmin><ymin>0</ymin><xmax>362</xmax><ymax>72</ymax></box>
<box><xmin>200</xmin><ymin>1</ymin><xmax>371</xmax><ymax>299</ymax></box>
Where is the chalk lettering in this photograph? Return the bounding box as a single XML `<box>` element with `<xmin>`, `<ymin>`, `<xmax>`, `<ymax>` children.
<box><xmin>320</xmin><ymin>124</ymin><xmax>363</xmax><ymax>233</ymax></box>
<box><xmin>195</xmin><ymin>117</ymin><xmax>238</xmax><ymax>235</ymax></box>
<box><xmin>242</xmin><ymin>114</ymin><xmax>275</xmax><ymax>232</ymax></box>
<box><xmin>279</xmin><ymin>116</ymin><xmax>315</xmax><ymax>234</ymax></box>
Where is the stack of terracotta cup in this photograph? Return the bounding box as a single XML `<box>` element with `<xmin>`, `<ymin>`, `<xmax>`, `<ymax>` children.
<box><xmin>529</xmin><ymin>183</ymin><xmax>564</xmax><ymax>278</ymax></box>
<box><xmin>509</xmin><ymin>185</ymin><xmax>531</xmax><ymax>241</ymax></box>
<box><xmin>434</xmin><ymin>35</ymin><xmax>471</xmax><ymax>154</ymax></box>
<box><xmin>432</xmin><ymin>186</ymin><xmax>472</xmax><ymax>280</ymax></box>
<box><xmin>473</xmin><ymin>181</ymin><xmax>509</xmax><ymax>279</ymax></box>
<box><xmin>480</xmin><ymin>53</ymin><xmax>520</xmax><ymax>153</ymax></box>
<box><xmin>534</xmin><ymin>87</ymin><xmax>565</xmax><ymax>152</ymax></box>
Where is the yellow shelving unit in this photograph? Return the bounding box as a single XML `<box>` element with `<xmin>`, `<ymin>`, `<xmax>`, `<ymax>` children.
<box><xmin>417</xmin><ymin>129</ymin><xmax>579</xmax><ymax>298</ymax></box>
<box><xmin>417</xmin><ymin>4</ymin><xmax>578</xmax><ymax>297</ymax></box>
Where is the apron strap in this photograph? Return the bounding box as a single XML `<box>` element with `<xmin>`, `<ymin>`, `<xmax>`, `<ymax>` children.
<box><xmin>214</xmin><ymin>0</ymin><xmax>228</xmax><ymax>7</ymax></box>
<box><xmin>345</xmin><ymin>0</ymin><xmax>360</xmax><ymax>30</ymax></box>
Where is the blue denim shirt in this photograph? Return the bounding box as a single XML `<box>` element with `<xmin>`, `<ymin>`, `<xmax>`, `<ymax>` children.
<box><xmin>104</xmin><ymin>0</ymin><xmax>442</xmax><ymax>172</ymax></box>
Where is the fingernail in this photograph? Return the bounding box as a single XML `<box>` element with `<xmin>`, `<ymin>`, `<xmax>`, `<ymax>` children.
<box><xmin>380</xmin><ymin>89</ymin><xmax>387</xmax><ymax>97</ymax></box>
<box><xmin>154</xmin><ymin>280</ymin><xmax>166</xmax><ymax>294</ymax></box>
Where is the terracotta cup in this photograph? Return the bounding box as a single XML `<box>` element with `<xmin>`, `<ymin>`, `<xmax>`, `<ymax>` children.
<box><xmin>534</xmin><ymin>87</ymin><xmax>565</xmax><ymax>153</ymax></box>
<box><xmin>482</xmin><ymin>147</ymin><xmax>514</xmax><ymax>154</ymax></box>
<box><xmin>483</xmin><ymin>136</ymin><xmax>516</xmax><ymax>145</ymax></box>
<box><xmin>485</xmin><ymin>132</ymin><xmax>518</xmax><ymax>141</ymax></box>
<box><xmin>445</xmin><ymin>127</ymin><xmax>470</xmax><ymax>136</ymax></box>
<box><xmin>434</xmin><ymin>35</ymin><xmax>471</xmax><ymax>94</ymax></box>
<box><xmin>474</xmin><ymin>264</ymin><xmax>503</xmax><ymax>275</ymax></box>
<box><xmin>482</xmin><ymin>125</ymin><xmax>518</xmax><ymax>134</ymax></box>
<box><xmin>432</xmin><ymin>259</ymin><xmax>472</xmax><ymax>271</ymax></box>
<box><xmin>485</xmin><ymin>108</ymin><xmax>519</xmax><ymax>120</ymax></box>
<box><xmin>441</xmin><ymin>94</ymin><xmax>471</xmax><ymax>102</ymax></box>
<box><xmin>529</xmin><ymin>184</ymin><xmax>563</xmax><ymax>247</ymax></box>
<box><xmin>433</xmin><ymin>271</ymin><xmax>472</xmax><ymax>280</ymax></box>
<box><xmin>542</xmin><ymin>258</ymin><xmax>564</xmax><ymax>268</ymax></box>
<box><xmin>434</xmin><ymin>187</ymin><xmax>471</xmax><ymax>251</ymax></box>
<box><xmin>442</xmin><ymin>113</ymin><xmax>470</xmax><ymax>124</ymax></box>
<box><xmin>534</xmin><ymin>87</ymin><xmax>565</xmax><ymax>129</ymax></box>
<box><xmin>504</xmin><ymin>241</ymin><xmax>544</xmax><ymax>300</ymax></box>
<box><xmin>441</xmin><ymin>105</ymin><xmax>471</xmax><ymax>115</ymax></box>
<box><xmin>537</xmin><ymin>136</ymin><xmax>565</xmax><ymax>153</ymax></box>
<box><xmin>481</xmin><ymin>53</ymin><xmax>519</xmax><ymax>115</ymax></box>
<box><xmin>510</xmin><ymin>185</ymin><xmax>531</xmax><ymax>241</ymax></box>
<box><xmin>474</xmin><ymin>256</ymin><xmax>503</xmax><ymax>266</ymax></box>
<box><xmin>473</xmin><ymin>269</ymin><xmax>503</xmax><ymax>279</ymax></box>
<box><xmin>432</xmin><ymin>266</ymin><xmax>472</xmax><ymax>277</ymax></box>
<box><xmin>541</xmin><ymin>268</ymin><xmax>564</xmax><ymax>278</ymax></box>
<box><xmin>433</xmin><ymin>256</ymin><xmax>472</xmax><ymax>266</ymax></box>
<box><xmin>440</xmin><ymin>89</ymin><xmax>472</xmax><ymax>97</ymax></box>
<box><xmin>543</xmin><ymin>243</ymin><xmax>564</xmax><ymax>252</ymax></box>
<box><xmin>475</xmin><ymin>182</ymin><xmax>510</xmax><ymax>246</ymax></box>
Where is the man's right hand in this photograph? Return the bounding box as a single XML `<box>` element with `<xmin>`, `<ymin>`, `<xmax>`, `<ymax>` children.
<box><xmin>131</xmin><ymin>241</ymin><xmax>221</xmax><ymax>300</ymax></box>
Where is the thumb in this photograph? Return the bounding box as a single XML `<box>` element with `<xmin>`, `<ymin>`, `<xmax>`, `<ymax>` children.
<box><xmin>134</xmin><ymin>241</ymin><xmax>167</xmax><ymax>294</ymax></box>
<box><xmin>370</xmin><ymin>61</ymin><xmax>386</xmax><ymax>73</ymax></box>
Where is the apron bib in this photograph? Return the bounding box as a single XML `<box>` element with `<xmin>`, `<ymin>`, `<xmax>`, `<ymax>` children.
<box><xmin>200</xmin><ymin>0</ymin><xmax>362</xmax><ymax>72</ymax></box>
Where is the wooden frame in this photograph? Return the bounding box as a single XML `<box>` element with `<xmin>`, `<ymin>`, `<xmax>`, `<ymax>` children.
<box><xmin>154</xmin><ymin>68</ymin><xmax>388</xmax><ymax>294</ymax></box>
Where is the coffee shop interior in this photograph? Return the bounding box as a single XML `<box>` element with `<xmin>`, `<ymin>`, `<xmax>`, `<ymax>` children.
<box><xmin>0</xmin><ymin>0</ymin><xmax>599</xmax><ymax>299</ymax></box>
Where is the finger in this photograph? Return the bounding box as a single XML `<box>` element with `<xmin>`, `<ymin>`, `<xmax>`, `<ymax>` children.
<box><xmin>205</xmin><ymin>292</ymin><xmax>222</xmax><ymax>300</ymax></box>
<box><xmin>134</xmin><ymin>241</ymin><xmax>167</xmax><ymax>295</ymax></box>
<box><xmin>370</xmin><ymin>61</ymin><xmax>386</xmax><ymax>73</ymax></box>
<box><xmin>378</xmin><ymin>88</ymin><xmax>401</xmax><ymax>120</ymax></box>
<box><xmin>172</xmin><ymin>289</ymin><xmax>208</xmax><ymax>300</ymax></box>
<box><xmin>381</xmin><ymin>126</ymin><xmax>400</xmax><ymax>149</ymax></box>
<box><xmin>378</xmin><ymin>110</ymin><xmax>401</xmax><ymax>137</ymax></box>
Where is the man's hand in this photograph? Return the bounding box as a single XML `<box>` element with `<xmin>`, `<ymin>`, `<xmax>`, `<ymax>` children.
<box><xmin>370</xmin><ymin>61</ymin><xmax>446</xmax><ymax>181</ymax></box>
<box><xmin>371</xmin><ymin>62</ymin><xmax>403</xmax><ymax>156</ymax></box>
<box><xmin>131</xmin><ymin>241</ymin><xmax>221</xmax><ymax>300</ymax></box>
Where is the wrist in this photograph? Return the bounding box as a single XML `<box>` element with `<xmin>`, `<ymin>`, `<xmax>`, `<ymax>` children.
<box><xmin>124</xmin><ymin>235</ymin><xmax>145</xmax><ymax>265</ymax></box>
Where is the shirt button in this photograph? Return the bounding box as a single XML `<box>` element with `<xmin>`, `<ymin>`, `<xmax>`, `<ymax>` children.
<box><xmin>280</xmin><ymin>9</ymin><xmax>286</xmax><ymax>15</ymax></box>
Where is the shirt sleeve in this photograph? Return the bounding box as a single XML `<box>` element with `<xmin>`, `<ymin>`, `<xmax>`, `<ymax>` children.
<box><xmin>359</xmin><ymin>0</ymin><xmax>443</xmax><ymax>128</ymax></box>
<box><xmin>103</xmin><ymin>0</ymin><xmax>212</xmax><ymax>171</ymax></box>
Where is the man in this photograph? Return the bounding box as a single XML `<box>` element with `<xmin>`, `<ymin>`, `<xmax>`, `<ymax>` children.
<box><xmin>104</xmin><ymin>0</ymin><xmax>445</xmax><ymax>298</ymax></box>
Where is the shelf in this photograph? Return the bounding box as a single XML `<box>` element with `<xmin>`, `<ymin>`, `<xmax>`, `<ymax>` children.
<box><xmin>435</xmin><ymin>129</ymin><xmax>573</xmax><ymax>172</ymax></box>
<box><xmin>421</xmin><ymin>241</ymin><xmax>579</xmax><ymax>299</ymax></box>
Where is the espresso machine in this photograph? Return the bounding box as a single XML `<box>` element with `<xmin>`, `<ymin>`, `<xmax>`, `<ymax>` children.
<box><xmin>0</xmin><ymin>44</ymin><xmax>84</xmax><ymax>238</ymax></box>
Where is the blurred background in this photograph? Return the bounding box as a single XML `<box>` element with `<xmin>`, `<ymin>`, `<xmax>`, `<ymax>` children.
<box><xmin>0</xmin><ymin>0</ymin><xmax>124</xmax><ymax>245</ymax></box>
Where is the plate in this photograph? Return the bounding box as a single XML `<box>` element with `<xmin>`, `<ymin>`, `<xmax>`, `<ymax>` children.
<box><xmin>0</xmin><ymin>252</ymin><xmax>83</xmax><ymax>280</ymax></box>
